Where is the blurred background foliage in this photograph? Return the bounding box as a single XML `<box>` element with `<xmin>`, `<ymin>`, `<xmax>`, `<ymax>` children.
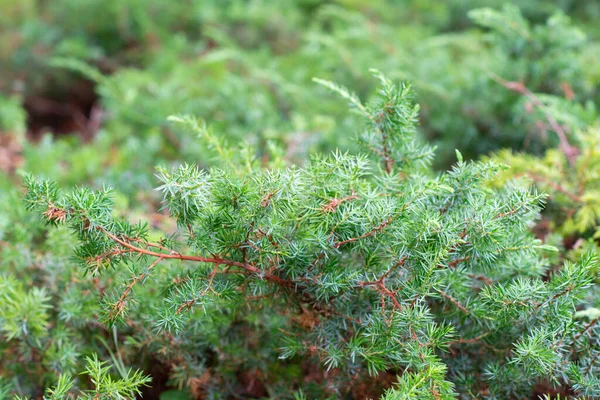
<box><xmin>1</xmin><ymin>0</ymin><xmax>599</xmax><ymax>398</ymax></box>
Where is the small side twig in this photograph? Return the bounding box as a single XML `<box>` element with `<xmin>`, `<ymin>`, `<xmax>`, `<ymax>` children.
<box><xmin>436</xmin><ymin>288</ymin><xmax>470</xmax><ymax>314</ymax></box>
<box><xmin>490</xmin><ymin>73</ymin><xmax>578</xmax><ymax>166</ymax></box>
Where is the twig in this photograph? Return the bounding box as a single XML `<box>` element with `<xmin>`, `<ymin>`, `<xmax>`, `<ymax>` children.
<box><xmin>524</xmin><ymin>172</ymin><xmax>582</xmax><ymax>202</ymax></box>
<box><xmin>113</xmin><ymin>256</ymin><xmax>165</xmax><ymax>315</ymax></box>
<box><xmin>449</xmin><ymin>332</ymin><xmax>490</xmax><ymax>346</ymax></box>
<box><xmin>334</xmin><ymin>216</ymin><xmax>394</xmax><ymax>248</ymax></box>
<box><xmin>574</xmin><ymin>316</ymin><xmax>600</xmax><ymax>342</ymax></box>
<box><xmin>436</xmin><ymin>288</ymin><xmax>470</xmax><ymax>314</ymax></box>
<box><xmin>98</xmin><ymin>227</ymin><xmax>292</xmax><ymax>287</ymax></box>
<box><xmin>321</xmin><ymin>190</ymin><xmax>358</xmax><ymax>213</ymax></box>
<box><xmin>490</xmin><ymin>73</ymin><xmax>578</xmax><ymax>166</ymax></box>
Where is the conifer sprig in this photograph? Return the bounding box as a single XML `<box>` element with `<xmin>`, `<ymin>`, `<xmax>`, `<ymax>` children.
<box><xmin>24</xmin><ymin>73</ymin><xmax>600</xmax><ymax>398</ymax></box>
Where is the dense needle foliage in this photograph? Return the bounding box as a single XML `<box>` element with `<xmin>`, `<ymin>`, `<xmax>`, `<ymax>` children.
<box><xmin>2</xmin><ymin>1</ymin><xmax>600</xmax><ymax>399</ymax></box>
<box><xmin>20</xmin><ymin>74</ymin><xmax>600</xmax><ymax>398</ymax></box>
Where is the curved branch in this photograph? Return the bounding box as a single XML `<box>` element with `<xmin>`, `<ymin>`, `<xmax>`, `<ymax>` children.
<box><xmin>98</xmin><ymin>227</ymin><xmax>292</xmax><ymax>287</ymax></box>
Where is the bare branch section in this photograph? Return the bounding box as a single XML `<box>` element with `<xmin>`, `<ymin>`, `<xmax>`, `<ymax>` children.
<box><xmin>436</xmin><ymin>288</ymin><xmax>470</xmax><ymax>314</ymax></box>
<box><xmin>98</xmin><ymin>227</ymin><xmax>293</xmax><ymax>287</ymax></box>
<box><xmin>574</xmin><ymin>316</ymin><xmax>600</xmax><ymax>342</ymax></box>
<box><xmin>112</xmin><ymin>256</ymin><xmax>164</xmax><ymax>318</ymax></box>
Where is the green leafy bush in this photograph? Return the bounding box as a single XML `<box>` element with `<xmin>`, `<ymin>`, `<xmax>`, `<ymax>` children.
<box><xmin>20</xmin><ymin>74</ymin><xmax>600</xmax><ymax>398</ymax></box>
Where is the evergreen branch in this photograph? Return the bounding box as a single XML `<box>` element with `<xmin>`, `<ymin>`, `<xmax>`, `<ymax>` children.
<box><xmin>359</xmin><ymin>257</ymin><xmax>408</xmax><ymax>286</ymax></box>
<box><xmin>112</xmin><ymin>256</ymin><xmax>165</xmax><ymax>317</ymax></box>
<box><xmin>358</xmin><ymin>281</ymin><xmax>402</xmax><ymax>311</ymax></box>
<box><xmin>449</xmin><ymin>332</ymin><xmax>490</xmax><ymax>346</ymax></box>
<box><xmin>176</xmin><ymin>263</ymin><xmax>222</xmax><ymax>315</ymax></box>
<box><xmin>468</xmin><ymin>273</ymin><xmax>493</xmax><ymax>285</ymax></box>
<box><xmin>99</xmin><ymin>227</ymin><xmax>293</xmax><ymax>287</ymax></box>
<box><xmin>448</xmin><ymin>256</ymin><xmax>471</xmax><ymax>269</ymax></box>
<box><xmin>20</xmin><ymin>70</ymin><xmax>600</xmax><ymax>397</ymax></box>
<box><xmin>321</xmin><ymin>190</ymin><xmax>358</xmax><ymax>213</ymax></box>
<box><xmin>535</xmin><ymin>284</ymin><xmax>575</xmax><ymax>310</ymax></box>
<box><xmin>312</xmin><ymin>78</ymin><xmax>370</xmax><ymax>117</ymax></box>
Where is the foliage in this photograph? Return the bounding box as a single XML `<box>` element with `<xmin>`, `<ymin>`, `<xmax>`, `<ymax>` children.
<box><xmin>21</xmin><ymin>74</ymin><xmax>600</xmax><ymax>398</ymax></box>
<box><xmin>1</xmin><ymin>355</ymin><xmax>149</xmax><ymax>400</ymax></box>
<box><xmin>488</xmin><ymin>87</ymin><xmax>600</xmax><ymax>241</ymax></box>
<box><xmin>2</xmin><ymin>0</ymin><xmax>599</xmax><ymax>175</ymax></box>
<box><xmin>0</xmin><ymin>180</ymin><xmax>151</xmax><ymax>398</ymax></box>
<box><xmin>2</xmin><ymin>1</ymin><xmax>600</xmax><ymax>398</ymax></box>
<box><xmin>486</xmin><ymin>89</ymin><xmax>600</xmax><ymax>380</ymax></box>
<box><xmin>492</xmin><ymin>124</ymin><xmax>600</xmax><ymax>237</ymax></box>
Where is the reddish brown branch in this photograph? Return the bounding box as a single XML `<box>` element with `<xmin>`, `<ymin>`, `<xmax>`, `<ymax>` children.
<box><xmin>176</xmin><ymin>299</ymin><xmax>197</xmax><ymax>314</ymax></box>
<box><xmin>360</xmin><ymin>257</ymin><xmax>408</xmax><ymax>286</ymax></box>
<box><xmin>375</xmin><ymin>108</ymin><xmax>395</xmax><ymax>174</ymax></box>
<box><xmin>535</xmin><ymin>285</ymin><xmax>575</xmax><ymax>311</ymax></box>
<box><xmin>358</xmin><ymin>269</ymin><xmax>404</xmax><ymax>313</ymax></box>
<box><xmin>448</xmin><ymin>256</ymin><xmax>471</xmax><ymax>268</ymax></box>
<box><xmin>321</xmin><ymin>190</ymin><xmax>358</xmax><ymax>213</ymax></box>
<box><xmin>450</xmin><ymin>332</ymin><xmax>490</xmax><ymax>346</ymax></box>
<box><xmin>113</xmin><ymin>256</ymin><xmax>164</xmax><ymax>315</ymax></box>
<box><xmin>574</xmin><ymin>316</ymin><xmax>600</xmax><ymax>342</ymax></box>
<box><xmin>377</xmin><ymin>282</ymin><xmax>402</xmax><ymax>310</ymax></box>
<box><xmin>494</xmin><ymin>208</ymin><xmax>520</xmax><ymax>220</ymax></box>
<box><xmin>524</xmin><ymin>172</ymin><xmax>582</xmax><ymax>203</ymax></box>
<box><xmin>98</xmin><ymin>227</ymin><xmax>292</xmax><ymax>287</ymax></box>
<box><xmin>436</xmin><ymin>288</ymin><xmax>470</xmax><ymax>314</ymax></box>
<box><xmin>491</xmin><ymin>74</ymin><xmax>578</xmax><ymax>166</ymax></box>
<box><xmin>382</xmin><ymin>139</ymin><xmax>394</xmax><ymax>174</ymax></box>
<box><xmin>468</xmin><ymin>273</ymin><xmax>493</xmax><ymax>285</ymax></box>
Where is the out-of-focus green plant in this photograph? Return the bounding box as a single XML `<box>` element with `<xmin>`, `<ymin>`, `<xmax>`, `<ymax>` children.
<box><xmin>3</xmin><ymin>1</ymin><xmax>599</xmax><ymax>174</ymax></box>
<box><xmin>417</xmin><ymin>4</ymin><xmax>597</xmax><ymax>163</ymax></box>
<box><xmin>489</xmin><ymin>83</ymin><xmax>599</xmax><ymax>237</ymax></box>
